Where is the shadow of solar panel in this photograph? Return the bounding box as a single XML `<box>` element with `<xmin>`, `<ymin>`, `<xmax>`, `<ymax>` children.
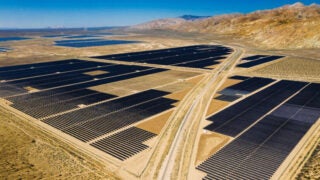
<box><xmin>90</xmin><ymin>127</ymin><xmax>156</xmax><ymax>161</ymax></box>
<box><xmin>238</xmin><ymin>56</ymin><xmax>284</xmax><ymax>68</ymax></box>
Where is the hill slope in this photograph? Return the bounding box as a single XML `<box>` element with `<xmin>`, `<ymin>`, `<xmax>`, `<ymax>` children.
<box><xmin>132</xmin><ymin>3</ymin><xmax>320</xmax><ymax>49</ymax></box>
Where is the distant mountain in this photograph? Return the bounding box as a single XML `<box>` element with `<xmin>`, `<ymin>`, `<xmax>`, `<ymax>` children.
<box><xmin>131</xmin><ymin>3</ymin><xmax>320</xmax><ymax>49</ymax></box>
<box><xmin>130</xmin><ymin>15</ymin><xmax>209</xmax><ymax>30</ymax></box>
<box><xmin>179</xmin><ymin>15</ymin><xmax>210</xmax><ymax>21</ymax></box>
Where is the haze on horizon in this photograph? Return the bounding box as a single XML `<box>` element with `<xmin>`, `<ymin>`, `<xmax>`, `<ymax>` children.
<box><xmin>1</xmin><ymin>0</ymin><xmax>319</xmax><ymax>29</ymax></box>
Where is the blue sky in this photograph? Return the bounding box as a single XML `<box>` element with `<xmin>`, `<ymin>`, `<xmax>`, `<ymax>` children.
<box><xmin>1</xmin><ymin>0</ymin><xmax>319</xmax><ymax>28</ymax></box>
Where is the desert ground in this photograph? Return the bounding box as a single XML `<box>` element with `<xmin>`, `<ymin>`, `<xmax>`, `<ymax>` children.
<box><xmin>0</xmin><ymin>30</ymin><xmax>319</xmax><ymax>179</ymax></box>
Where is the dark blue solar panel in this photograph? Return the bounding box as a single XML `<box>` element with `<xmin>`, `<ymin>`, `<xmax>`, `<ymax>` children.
<box><xmin>238</xmin><ymin>56</ymin><xmax>284</xmax><ymax>68</ymax></box>
<box><xmin>0</xmin><ymin>37</ymin><xmax>31</xmax><ymax>42</ymax></box>
<box><xmin>197</xmin><ymin>81</ymin><xmax>319</xmax><ymax>179</ymax></box>
<box><xmin>92</xmin><ymin>45</ymin><xmax>232</xmax><ymax>69</ymax></box>
<box><xmin>224</xmin><ymin>77</ymin><xmax>275</xmax><ymax>92</ymax></box>
<box><xmin>205</xmin><ymin>80</ymin><xmax>307</xmax><ymax>137</ymax></box>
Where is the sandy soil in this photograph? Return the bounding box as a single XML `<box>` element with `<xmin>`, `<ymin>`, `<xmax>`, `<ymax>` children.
<box><xmin>1</xmin><ymin>31</ymin><xmax>319</xmax><ymax>179</ymax></box>
<box><xmin>195</xmin><ymin>133</ymin><xmax>230</xmax><ymax>165</ymax></box>
<box><xmin>90</xmin><ymin>70</ymin><xmax>199</xmax><ymax>96</ymax></box>
<box><xmin>217</xmin><ymin>78</ymin><xmax>242</xmax><ymax>91</ymax></box>
<box><xmin>83</xmin><ymin>70</ymin><xmax>109</xmax><ymax>76</ymax></box>
<box><xmin>297</xmin><ymin>142</ymin><xmax>320</xmax><ymax>179</ymax></box>
<box><xmin>0</xmin><ymin>107</ymin><xmax>117</xmax><ymax>180</ymax></box>
<box><xmin>206</xmin><ymin>98</ymin><xmax>230</xmax><ymax>116</ymax></box>
<box><xmin>241</xmin><ymin>57</ymin><xmax>320</xmax><ymax>82</ymax></box>
<box><xmin>136</xmin><ymin>110</ymin><xmax>174</xmax><ymax>135</ymax></box>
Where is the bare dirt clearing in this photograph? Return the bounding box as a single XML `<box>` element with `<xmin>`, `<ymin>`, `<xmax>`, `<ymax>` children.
<box><xmin>0</xmin><ymin>107</ymin><xmax>117</xmax><ymax>180</ymax></box>
<box><xmin>196</xmin><ymin>133</ymin><xmax>230</xmax><ymax>165</ymax></box>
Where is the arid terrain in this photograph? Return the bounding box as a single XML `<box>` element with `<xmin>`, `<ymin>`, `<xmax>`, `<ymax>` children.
<box><xmin>0</xmin><ymin>107</ymin><xmax>117</xmax><ymax>179</ymax></box>
<box><xmin>0</xmin><ymin>2</ymin><xmax>319</xmax><ymax>180</ymax></box>
<box><xmin>131</xmin><ymin>3</ymin><xmax>320</xmax><ymax>49</ymax></box>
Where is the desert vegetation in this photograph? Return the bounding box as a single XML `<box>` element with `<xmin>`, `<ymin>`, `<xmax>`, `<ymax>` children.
<box><xmin>0</xmin><ymin>107</ymin><xmax>117</xmax><ymax>179</ymax></box>
<box><xmin>297</xmin><ymin>142</ymin><xmax>320</xmax><ymax>179</ymax></box>
<box><xmin>242</xmin><ymin>57</ymin><xmax>320</xmax><ymax>82</ymax></box>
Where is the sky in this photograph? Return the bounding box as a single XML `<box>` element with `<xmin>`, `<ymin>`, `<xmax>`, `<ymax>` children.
<box><xmin>1</xmin><ymin>0</ymin><xmax>319</xmax><ymax>28</ymax></box>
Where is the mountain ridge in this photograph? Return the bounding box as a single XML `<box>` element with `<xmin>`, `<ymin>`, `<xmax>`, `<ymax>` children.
<box><xmin>131</xmin><ymin>3</ymin><xmax>320</xmax><ymax>49</ymax></box>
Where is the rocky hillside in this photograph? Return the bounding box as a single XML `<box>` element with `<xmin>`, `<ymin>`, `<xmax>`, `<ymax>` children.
<box><xmin>132</xmin><ymin>3</ymin><xmax>320</xmax><ymax>49</ymax></box>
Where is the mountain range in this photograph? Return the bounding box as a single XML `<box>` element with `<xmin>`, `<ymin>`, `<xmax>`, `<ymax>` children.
<box><xmin>131</xmin><ymin>2</ymin><xmax>320</xmax><ymax>49</ymax></box>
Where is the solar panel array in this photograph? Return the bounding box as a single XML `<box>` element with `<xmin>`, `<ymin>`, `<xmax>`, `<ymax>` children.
<box><xmin>206</xmin><ymin>80</ymin><xmax>307</xmax><ymax>137</ymax></box>
<box><xmin>92</xmin><ymin>45</ymin><xmax>233</xmax><ymax>69</ymax></box>
<box><xmin>219</xmin><ymin>77</ymin><xmax>275</xmax><ymax>96</ymax></box>
<box><xmin>238</xmin><ymin>55</ymin><xmax>284</xmax><ymax>68</ymax></box>
<box><xmin>198</xmin><ymin>81</ymin><xmax>320</xmax><ymax>179</ymax></box>
<box><xmin>0</xmin><ymin>37</ymin><xmax>31</xmax><ymax>42</ymax></box>
<box><xmin>2</xmin><ymin>45</ymin><xmax>231</xmax><ymax>161</ymax></box>
<box><xmin>0</xmin><ymin>58</ymin><xmax>180</xmax><ymax>161</ymax></box>
<box><xmin>0</xmin><ymin>59</ymin><xmax>166</xmax><ymax>97</ymax></box>
<box><xmin>91</xmin><ymin>127</ymin><xmax>156</xmax><ymax>161</ymax></box>
<box><xmin>43</xmin><ymin>90</ymin><xmax>176</xmax><ymax>142</ymax></box>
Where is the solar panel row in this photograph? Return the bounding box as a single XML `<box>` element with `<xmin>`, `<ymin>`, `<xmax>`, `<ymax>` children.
<box><xmin>43</xmin><ymin>90</ymin><xmax>176</xmax><ymax>142</ymax></box>
<box><xmin>219</xmin><ymin>77</ymin><xmax>275</xmax><ymax>96</ymax></box>
<box><xmin>0</xmin><ymin>37</ymin><xmax>31</xmax><ymax>42</ymax></box>
<box><xmin>0</xmin><ymin>59</ymin><xmax>82</xmax><ymax>73</ymax></box>
<box><xmin>238</xmin><ymin>56</ymin><xmax>284</xmax><ymax>68</ymax></box>
<box><xmin>206</xmin><ymin>80</ymin><xmax>307</xmax><ymax>137</ymax></box>
<box><xmin>92</xmin><ymin>45</ymin><xmax>232</xmax><ymax>69</ymax></box>
<box><xmin>6</xmin><ymin>68</ymin><xmax>166</xmax><ymax>118</ymax></box>
<box><xmin>198</xmin><ymin>82</ymin><xmax>320</xmax><ymax>179</ymax></box>
<box><xmin>0</xmin><ymin>60</ymin><xmax>107</xmax><ymax>81</ymax></box>
<box><xmin>91</xmin><ymin>127</ymin><xmax>156</xmax><ymax>161</ymax></box>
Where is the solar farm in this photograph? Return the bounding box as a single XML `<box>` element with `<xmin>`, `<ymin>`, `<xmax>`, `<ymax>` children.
<box><xmin>0</xmin><ymin>34</ymin><xmax>319</xmax><ymax>179</ymax></box>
